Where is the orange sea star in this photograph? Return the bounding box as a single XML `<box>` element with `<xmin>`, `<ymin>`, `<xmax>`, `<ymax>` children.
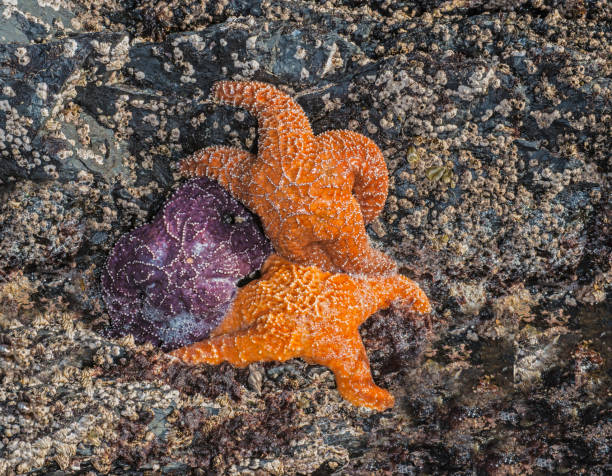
<box><xmin>180</xmin><ymin>80</ymin><xmax>395</xmax><ymax>275</ymax></box>
<box><xmin>170</xmin><ymin>254</ymin><xmax>431</xmax><ymax>411</ymax></box>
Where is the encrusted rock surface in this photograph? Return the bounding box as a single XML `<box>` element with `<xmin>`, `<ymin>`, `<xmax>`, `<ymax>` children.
<box><xmin>0</xmin><ymin>0</ymin><xmax>610</xmax><ymax>474</ymax></box>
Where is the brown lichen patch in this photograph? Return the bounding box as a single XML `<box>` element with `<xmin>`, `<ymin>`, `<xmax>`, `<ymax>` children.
<box><xmin>361</xmin><ymin>307</ymin><xmax>433</xmax><ymax>383</ymax></box>
<box><xmin>572</xmin><ymin>340</ymin><xmax>605</xmax><ymax>388</ymax></box>
<box><xmin>175</xmin><ymin>393</ymin><xmax>301</xmax><ymax>472</ymax></box>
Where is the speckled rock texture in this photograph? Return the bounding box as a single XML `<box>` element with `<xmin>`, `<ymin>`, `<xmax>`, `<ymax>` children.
<box><xmin>0</xmin><ymin>0</ymin><xmax>610</xmax><ymax>474</ymax></box>
<box><xmin>101</xmin><ymin>177</ymin><xmax>271</xmax><ymax>350</ymax></box>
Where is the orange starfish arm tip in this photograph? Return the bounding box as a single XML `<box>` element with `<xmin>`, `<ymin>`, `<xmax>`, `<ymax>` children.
<box><xmin>317</xmin><ymin>129</ymin><xmax>389</xmax><ymax>224</ymax></box>
<box><xmin>396</xmin><ymin>275</ymin><xmax>432</xmax><ymax>314</ymax></box>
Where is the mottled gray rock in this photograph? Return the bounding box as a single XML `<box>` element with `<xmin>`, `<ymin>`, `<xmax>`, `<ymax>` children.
<box><xmin>0</xmin><ymin>0</ymin><xmax>77</xmax><ymax>44</ymax></box>
<box><xmin>0</xmin><ymin>33</ymin><xmax>129</xmax><ymax>183</ymax></box>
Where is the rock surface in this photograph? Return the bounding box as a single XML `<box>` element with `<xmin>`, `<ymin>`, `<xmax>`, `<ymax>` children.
<box><xmin>0</xmin><ymin>0</ymin><xmax>610</xmax><ymax>474</ymax></box>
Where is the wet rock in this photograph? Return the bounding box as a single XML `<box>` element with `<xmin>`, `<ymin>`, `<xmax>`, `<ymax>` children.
<box><xmin>1</xmin><ymin>0</ymin><xmax>610</xmax><ymax>474</ymax></box>
<box><xmin>0</xmin><ymin>33</ymin><xmax>128</xmax><ymax>183</ymax></box>
<box><xmin>0</xmin><ymin>0</ymin><xmax>78</xmax><ymax>44</ymax></box>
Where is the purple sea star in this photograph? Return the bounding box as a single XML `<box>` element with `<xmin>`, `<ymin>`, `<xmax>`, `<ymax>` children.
<box><xmin>101</xmin><ymin>177</ymin><xmax>272</xmax><ymax>350</ymax></box>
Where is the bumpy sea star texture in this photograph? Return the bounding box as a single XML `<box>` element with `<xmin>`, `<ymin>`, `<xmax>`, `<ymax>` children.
<box><xmin>180</xmin><ymin>80</ymin><xmax>395</xmax><ymax>275</ymax></box>
<box><xmin>171</xmin><ymin>254</ymin><xmax>431</xmax><ymax>410</ymax></box>
<box><xmin>101</xmin><ymin>177</ymin><xmax>272</xmax><ymax>350</ymax></box>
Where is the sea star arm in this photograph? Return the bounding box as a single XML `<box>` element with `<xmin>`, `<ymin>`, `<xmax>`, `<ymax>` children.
<box><xmin>211</xmin><ymin>81</ymin><xmax>317</xmax><ymax>180</ymax></box>
<box><xmin>322</xmin><ymin>220</ymin><xmax>397</xmax><ymax>275</ymax></box>
<box><xmin>211</xmin><ymin>81</ymin><xmax>313</xmax><ymax>137</ymax></box>
<box><xmin>208</xmin><ymin>304</ymin><xmax>248</xmax><ymax>337</ymax></box>
<box><xmin>317</xmin><ymin>130</ymin><xmax>389</xmax><ymax>224</ymax></box>
<box><xmin>359</xmin><ymin>274</ymin><xmax>432</xmax><ymax>318</ymax></box>
<box><xmin>392</xmin><ymin>275</ymin><xmax>432</xmax><ymax>314</ymax></box>
<box><xmin>179</xmin><ymin>146</ymin><xmax>255</xmax><ymax>205</ymax></box>
<box><xmin>273</xmin><ymin>225</ymin><xmax>335</xmax><ymax>271</ymax></box>
<box><xmin>169</xmin><ymin>315</ymin><xmax>300</xmax><ymax>367</ymax></box>
<box><xmin>309</xmin><ymin>332</ymin><xmax>394</xmax><ymax>411</ymax></box>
